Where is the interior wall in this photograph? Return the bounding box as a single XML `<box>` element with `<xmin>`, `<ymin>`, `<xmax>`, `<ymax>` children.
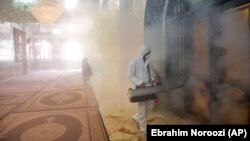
<box><xmin>223</xmin><ymin>5</ymin><xmax>250</xmax><ymax>88</ymax></box>
<box><xmin>193</xmin><ymin>20</ymin><xmax>210</xmax><ymax>80</ymax></box>
<box><xmin>0</xmin><ymin>23</ymin><xmax>27</xmax><ymax>81</ymax></box>
<box><xmin>144</xmin><ymin>0</ymin><xmax>168</xmax><ymax>78</ymax></box>
<box><xmin>157</xmin><ymin>0</ymin><xmax>250</xmax><ymax>123</ymax></box>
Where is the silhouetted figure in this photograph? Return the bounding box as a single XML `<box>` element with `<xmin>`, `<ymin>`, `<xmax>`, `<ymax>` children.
<box><xmin>82</xmin><ymin>58</ymin><xmax>92</xmax><ymax>85</ymax></box>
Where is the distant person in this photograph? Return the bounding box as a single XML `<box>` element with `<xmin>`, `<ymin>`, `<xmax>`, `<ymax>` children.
<box><xmin>82</xmin><ymin>58</ymin><xmax>92</xmax><ymax>85</ymax></box>
<box><xmin>127</xmin><ymin>44</ymin><xmax>159</xmax><ymax>135</ymax></box>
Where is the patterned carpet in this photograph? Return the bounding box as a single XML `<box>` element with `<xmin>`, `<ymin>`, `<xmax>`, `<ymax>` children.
<box><xmin>0</xmin><ymin>108</ymin><xmax>108</xmax><ymax>141</ymax></box>
<box><xmin>0</xmin><ymin>85</ymin><xmax>45</xmax><ymax>93</ymax></box>
<box><xmin>0</xmin><ymin>80</ymin><xmax>50</xmax><ymax>85</ymax></box>
<box><xmin>41</xmin><ymin>81</ymin><xmax>88</xmax><ymax>92</ymax></box>
<box><xmin>0</xmin><ymin>70</ymin><xmax>108</xmax><ymax>141</ymax></box>
<box><xmin>15</xmin><ymin>90</ymin><xmax>97</xmax><ymax>112</ymax></box>
<box><xmin>0</xmin><ymin>105</ymin><xmax>16</xmax><ymax>119</ymax></box>
<box><xmin>0</xmin><ymin>92</ymin><xmax>35</xmax><ymax>105</ymax></box>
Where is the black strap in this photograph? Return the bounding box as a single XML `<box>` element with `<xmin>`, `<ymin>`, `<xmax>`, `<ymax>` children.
<box><xmin>146</xmin><ymin>63</ymin><xmax>151</xmax><ymax>82</ymax></box>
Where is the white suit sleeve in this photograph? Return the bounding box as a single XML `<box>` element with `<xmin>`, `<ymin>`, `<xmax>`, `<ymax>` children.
<box><xmin>127</xmin><ymin>61</ymin><xmax>143</xmax><ymax>86</ymax></box>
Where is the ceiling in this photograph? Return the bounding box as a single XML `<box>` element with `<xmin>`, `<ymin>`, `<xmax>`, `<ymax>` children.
<box><xmin>0</xmin><ymin>0</ymin><xmax>36</xmax><ymax>23</ymax></box>
<box><xmin>0</xmin><ymin>0</ymin><xmax>100</xmax><ymax>24</ymax></box>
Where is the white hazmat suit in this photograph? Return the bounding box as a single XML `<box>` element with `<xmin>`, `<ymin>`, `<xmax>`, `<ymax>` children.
<box><xmin>127</xmin><ymin>44</ymin><xmax>155</xmax><ymax>133</ymax></box>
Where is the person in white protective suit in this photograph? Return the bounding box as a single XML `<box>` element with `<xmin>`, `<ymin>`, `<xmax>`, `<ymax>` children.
<box><xmin>127</xmin><ymin>44</ymin><xmax>158</xmax><ymax>135</ymax></box>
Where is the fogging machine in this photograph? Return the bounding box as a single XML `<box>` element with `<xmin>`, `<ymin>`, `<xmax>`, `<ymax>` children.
<box><xmin>128</xmin><ymin>84</ymin><xmax>184</xmax><ymax>103</ymax></box>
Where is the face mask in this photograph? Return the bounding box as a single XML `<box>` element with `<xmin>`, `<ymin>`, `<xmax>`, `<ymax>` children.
<box><xmin>145</xmin><ymin>54</ymin><xmax>150</xmax><ymax>60</ymax></box>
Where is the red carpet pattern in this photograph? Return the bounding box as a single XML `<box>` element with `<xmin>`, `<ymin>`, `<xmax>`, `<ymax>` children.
<box><xmin>0</xmin><ymin>70</ymin><xmax>108</xmax><ymax>141</ymax></box>
<box><xmin>0</xmin><ymin>105</ymin><xmax>16</xmax><ymax>119</ymax></box>
<box><xmin>15</xmin><ymin>90</ymin><xmax>97</xmax><ymax>112</ymax></box>
<box><xmin>0</xmin><ymin>85</ymin><xmax>44</xmax><ymax>93</ymax></box>
<box><xmin>0</xmin><ymin>92</ymin><xmax>35</xmax><ymax>105</ymax></box>
<box><xmin>41</xmin><ymin>81</ymin><xmax>88</xmax><ymax>91</ymax></box>
<box><xmin>0</xmin><ymin>108</ymin><xmax>108</xmax><ymax>141</ymax></box>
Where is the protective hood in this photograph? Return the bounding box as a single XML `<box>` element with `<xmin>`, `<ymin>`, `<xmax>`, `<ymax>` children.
<box><xmin>138</xmin><ymin>44</ymin><xmax>151</xmax><ymax>57</ymax></box>
<box><xmin>127</xmin><ymin>44</ymin><xmax>154</xmax><ymax>86</ymax></box>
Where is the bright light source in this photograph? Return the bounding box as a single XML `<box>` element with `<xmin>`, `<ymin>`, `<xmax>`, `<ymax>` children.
<box><xmin>65</xmin><ymin>21</ymin><xmax>92</xmax><ymax>35</ymax></box>
<box><xmin>62</xmin><ymin>40</ymin><xmax>83</xmax><ymax>60</ymax></box>
<box><xmin>35</xmin><ymin>40</ymin><xmax>51</xmax><ymax>59</ymax></box>
<box><xmin>66</xmin><ymin>24</ymin><xmax>79</xmax><ymax>34</ymax></box>
<box><xmin>52</xmin><ymin>28</ymin><xmax>62</xmax><ymax>35</ymax></box>
<box><xmin>64</xmin><ymin>0</ymin><xmax>78</xmax><ymax>10</ymax></box>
